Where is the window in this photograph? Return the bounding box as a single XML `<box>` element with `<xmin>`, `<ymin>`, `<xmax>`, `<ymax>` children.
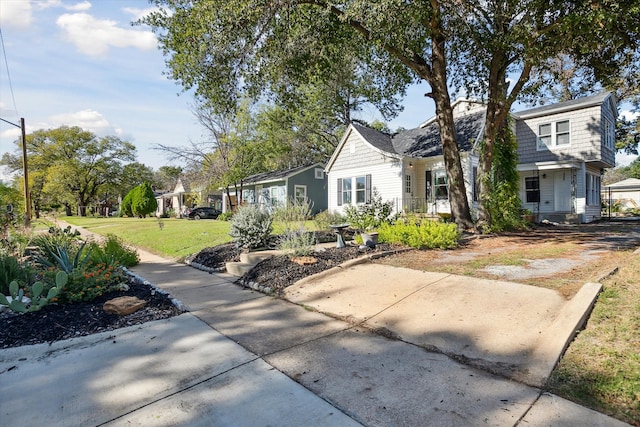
<box><xmin>270</xmin><ymin>186</ymin><xmax>285</xmax><ymax>207</ymax></box>
<box><xmin>537</xmin><ymin>120</ymin><xmax>571</xmax><ymax>150</ymax></box>
<box><xmin>604</xmin><ymin>119</ymin><xmax>614</xmax><ymax>149</ymax></box>
<box><xmin>355</xmin><ymin>176</ymin><xmax>367</xmax><ymax>203</ymax></box>
<box><xmin>472</xmin><ymin>166</ymin><xmax>479</xmax><ymax>202</ymax></box>
<box><xmin>405</xmin><ymin>174</ymin><xmax>412</xmax><ymax>194</ymax></box>
<box><xmin>294</xmin><ymin>185</ymin><xmax>307</xmax><ymax>204</ymax></box>
<box><xmin>525</xmin><ymin>176</ymin><xmax>540</xmax><ymax>203</ymax></box>
<box><xmin>337</xmin><ymin>175</ymin><xmax>371</xmax><ymax>206</ymax></box>
<box><xmin>242</xmin><ymin>189</ymin><xmax>255</xmax><ymax>204</ymax></box>
<box><xmin>434</xmin><ymin>170</ymin><xmax>448</xmax><ymax>200</ymax></box>
<box><xmin>586</xmin><ymin>173</ymin><xmax>601</xmax><ymax>205</ymax></box>
<box><xmin>314</xmin><ymin>168</ymin><xmax>324</xmax><ymax>179</ymax></box>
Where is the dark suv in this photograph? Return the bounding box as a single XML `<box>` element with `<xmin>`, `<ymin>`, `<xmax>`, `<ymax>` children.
<box><xmin>188</xmin><ymin>207</ymin><xmax>222</xmax><ymax>220</ymax></box>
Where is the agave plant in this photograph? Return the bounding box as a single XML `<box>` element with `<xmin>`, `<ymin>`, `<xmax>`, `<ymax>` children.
<box><xmin>35</xmin><ymin>240</ymin><xmax>92</xmax><ymax>274</ymax></box>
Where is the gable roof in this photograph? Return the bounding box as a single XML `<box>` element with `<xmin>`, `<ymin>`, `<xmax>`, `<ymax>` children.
<box><xmin>337</xmin><ymin>105</ymin><xmax>486</xmax><ymax>162</ymax></box>
<box><xmin>393</xmin><ymin>109</ymin><xmax>485</xmax><ymax>157</ymax></box>
<box><xmin>243</xmin><ymin>163</ymin><xmax>324</xmax><ymax>185</ymax></box>
<box><xmin>603</xmin><ymin>178</ymin><xmax>640</xmax><ymax>189</ymax></box>
<box><xmin>513</xmin><ymin>92</ymin><xmax>615</xmax><ymax>120</ymax></box>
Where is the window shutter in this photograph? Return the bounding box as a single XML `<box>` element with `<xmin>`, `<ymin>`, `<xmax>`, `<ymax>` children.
<box><xmin>365</xmin><ymin>174</ymin><xmax>372</xmax><ymax>203</ymax></box>
<box><xmin>337</xmin><ymin>178</ymin><xmax>343</xmax><ymax>206</ymax></box>
<box><xmin>425</xmin><ymin>171</ymin><xmax>432</xmax><ymax>201</ymax></box>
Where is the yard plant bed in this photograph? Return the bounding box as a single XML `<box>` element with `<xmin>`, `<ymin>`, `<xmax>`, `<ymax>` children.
<box><xmin>240</xmin><ymin>244</ymin><xmax>398</xmax><ymax>295</ymax></box>
<box><xmin>0</xmin><ymin>277</ymin><xmax>182</xmax><ymax>349</ymax></box>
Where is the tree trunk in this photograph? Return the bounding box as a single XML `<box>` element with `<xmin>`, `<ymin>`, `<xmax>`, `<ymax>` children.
<box><xmin>429</xmin><ymin>20</ymin><xmax>474</xmax><ymax>230</ymax></box>
<box><xmin>64</xmin><ymin>203</ymin><xmax>72</xmax><ymax>216</ymax></box>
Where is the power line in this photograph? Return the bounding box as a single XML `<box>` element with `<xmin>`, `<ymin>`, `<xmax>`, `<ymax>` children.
<box><xmin>0</xmin><ymin>27</ymin><xmax>20</xmax><ymax>124</ymax></box>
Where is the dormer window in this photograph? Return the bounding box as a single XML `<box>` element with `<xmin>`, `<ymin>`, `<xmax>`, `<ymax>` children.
<box><xmin>537</xmin><ymin>120</ymin><xmax>570</xmax><ymax>150</ymax></box>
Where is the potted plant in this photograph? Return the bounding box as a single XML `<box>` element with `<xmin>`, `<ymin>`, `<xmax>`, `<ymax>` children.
<box><xmin>344</xmin><ymin>189</ymin><xmax>393</xmax><ymax>247</ymax></box>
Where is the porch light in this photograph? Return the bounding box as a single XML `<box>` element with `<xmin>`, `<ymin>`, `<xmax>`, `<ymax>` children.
<box><xmin>409</xmin><ymin>163</ymin><xmax>413</xmax><ymax>169</ymax></box>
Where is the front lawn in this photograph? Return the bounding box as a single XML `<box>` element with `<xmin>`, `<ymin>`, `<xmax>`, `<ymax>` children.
<box><xmin>59</xmin><ymin>216</ymin><xmax>233</xmax><ymax>259</ymax></box>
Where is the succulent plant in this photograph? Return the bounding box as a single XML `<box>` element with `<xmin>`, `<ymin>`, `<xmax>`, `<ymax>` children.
<box><xmin>0</xmin><ymin>271</ymin><xmax>67</xmax><ymax>313</ymax></box>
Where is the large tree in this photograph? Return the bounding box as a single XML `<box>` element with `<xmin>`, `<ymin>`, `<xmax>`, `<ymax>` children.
<box><xmin>142</xmin><ymin>0</ymin><xmax>475</xmax><ymax>228</ymax></box>
<box><xmin>446</xmin><ymin>0</ymin><xmax>640</xmax><ymax>226</ymax></box>
<box><xmin>1</xmin><ymin>126</ymin><xmax>136</xmax><ymax>216</ymax></box>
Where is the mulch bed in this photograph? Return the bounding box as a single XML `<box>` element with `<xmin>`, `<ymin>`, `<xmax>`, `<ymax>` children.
<box><xmin>0</xmin><ymin>278</ymin><xmax>182</xmax><ymax>349</ymax></box>
<box><xmin>239</xmin><ymin>244</ymin><xmax>399</xmax><ymax>295</ymax></box>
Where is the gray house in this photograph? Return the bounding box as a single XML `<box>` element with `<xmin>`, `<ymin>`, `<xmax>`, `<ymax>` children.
<box><xmin>325</xmin><ymin>92</ymin><xmax>617</xmax><ymax>223</ymax></box>
<box><xmin>222</xmin><ymin>163</ymin><xmax>328</xmax><ymax>214</ymax></box>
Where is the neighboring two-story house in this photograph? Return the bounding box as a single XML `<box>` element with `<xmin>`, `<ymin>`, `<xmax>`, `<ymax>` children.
<box><xmin>325</xmin><ymin>92</ymin><xmax>617</xmax><ymax>223</ymax></box>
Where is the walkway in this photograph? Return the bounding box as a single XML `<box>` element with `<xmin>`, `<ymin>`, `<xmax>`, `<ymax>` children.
<box><xmin>0</xmin><ymin>244</ymin><xmax>630</xmax><ymax>426</ymax></box>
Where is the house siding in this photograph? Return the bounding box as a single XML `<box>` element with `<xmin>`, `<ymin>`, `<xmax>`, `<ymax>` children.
<box><xmin>516</xmin><ymin>101</ymin><xmax>616</xmax><ymax>169</ymax></box>
<box><xmin>287</xmin><ymin>166</ymin><xmax>328</xmax><ymax>214</ymax></box>
<box><xmin>327</xmin><ymin>131</ymin><xmax>401</xmax><ymax>215</ymax></box>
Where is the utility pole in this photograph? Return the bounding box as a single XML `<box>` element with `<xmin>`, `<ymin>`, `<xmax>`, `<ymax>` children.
<box><xmin>20</xmin><ymin>118</ymin><xmax>31</xmax><ymax>228</ymax></box>
<box><xmin>0</xmin><ymin>116</ymin><xmax>30</xmax><ymax>228</ymax></box>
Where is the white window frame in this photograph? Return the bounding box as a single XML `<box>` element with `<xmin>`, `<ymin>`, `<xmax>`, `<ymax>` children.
<box><xmin>405</xmin><ymin>174</ymin><xmax>412</xmax><ymax>194</ymax></box>
<box><xmin>294</xmin><ymin>185</ymin><xmax>307</xmax><ymax>204</ymax></box>
<box><xmin>537</xmin><ymin>119</ymin><xmax>571</xmax><ymax>150</ymax></box>
<box><xmin>604</xmin><ymin>119</ymin><xmax>614</xmax><ymax>149</ymax></box>
<box><xmin>314</xmin><ymin>168</ymin><xmax>324</xmax><ymax>179</ymax></box>
<box><xmin>586</xmin><ymin>173</ymin><xmax>601</xmax><ymax>206</ymax></box>
<box><xmin>355</xmin><ymin>176</ymin><xmax>367</xmax><ymax>204</ymax></box>
<box><xmin>342</xmin><ymin>178</ymin><xmax>352</xmax><ymax>205</ymax></box>
<box><xmin>434</xmin><ymin>170</ymin><xmax>448</xmax><ymax>200</ymax></box>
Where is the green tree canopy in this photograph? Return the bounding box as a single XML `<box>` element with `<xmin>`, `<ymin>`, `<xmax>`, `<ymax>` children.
<box><xmin>0</xmin><ymin>126</ymin><xmax>136</xmax><ymax>216</ymax></box>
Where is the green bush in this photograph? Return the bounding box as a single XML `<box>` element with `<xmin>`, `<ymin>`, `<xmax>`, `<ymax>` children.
<box><xmin>229</xmin><ymin>204</ymin><xmax>273</xmax><ymax>249</ymax></box>
<box><xmin>121</xmin><ymin>190</ymin><xmax>134</xmax><ymax>216</ymax></box>
<box><xmin>278</xmin><ymin>226</ymin><xmax>316</xmax><ymax>257</ymax></box>
<box><xmin>131</xmin><ymin>182</ymin><xmax>158</xmax><ymax>218</ymax></box>
<box><xmin>274</xmin><ymin>197</ymin><xmax>313</xmax><ymax>232</ymax></box>
<box><xmin>217</xmin><ymin>211</ymin><xmax>233</xmax><ymax>221</ymax></box>
<box><xmin>57</xmin><ymin>262</ymin><xmax>127</xmax><ymax>304</ymax></box>
<box><xmin>344</xmin><ymin>189</ymin><xmax>393</xmax><ymax>231</ymax></box>
<box><xmin>378</xmin><ymin>217</ymin><xmax>460</xmax><ymax>249</ymax></box>
<box><xmin>89</xmin><ymin>234</ymin><xmax>139</xmax><ymax>267</ymax></box>
<box><xmin>314</xmin><ymin>210</ymin><xmax>347</xmax><ymax>230</ymax></box>
<box><xmin>0</xmin><ymin>254</ymin><xmax>32</xmax><ymax>295</ymax></box>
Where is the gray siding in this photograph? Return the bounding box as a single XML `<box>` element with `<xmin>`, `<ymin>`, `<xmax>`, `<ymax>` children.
<box><xmin>331</xmin><ymin>131</ymin><xmax>393</xmax><ymax>171</ymax></box>
<box><xmin>516</xmin><ymin>104</ymin><xmax>614</xmax><ymax>166</ymax></box>
<box><xmin>288</xmin><ymin>166</ymin><xmax>328</xmax><ymax>214</ymax></box>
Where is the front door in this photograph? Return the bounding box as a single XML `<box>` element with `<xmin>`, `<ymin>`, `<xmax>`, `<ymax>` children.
<box><xmin>554</xmin><ymin>171</ymin><xmax>572</xmax><ymax>212</ymax></box>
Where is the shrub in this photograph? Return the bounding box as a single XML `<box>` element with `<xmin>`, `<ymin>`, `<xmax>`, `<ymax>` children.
<box><xmin>314</xmin><ymin>210</ymin><xmax>347</xmax><ymax>230</ymax></box>
<box><xmin>378</xmin><ymin>217</ymin><xmax>460</xmax><ymax>249</ymax></box>
<box><xmin>131</xmin><ymin>182</ymin><xmax>158</xmax><ymax>218</ymax></box>
<box><xmin>57</xmin><ymin>262</ymin><xmax>127</xmax><ymax>304</ymax></box>
<box><xmin>278</xmin><ymin>226</ymin><xmax>316</xmax><ymax>257</ymax></box>
<box><xmin>344</xmin><ymin>189</ymin><xmax>393</xmax><ymax>231</ymax></box>
<box><xmin>229</xmin><ymin>204</ymin><xmax>273</xmax><ymax>249</ymax></box>
<box><xmin>217</xmin><ymin>211</ymin><xmax>233</xmax><ymax>221</ymax></box>
<box><xmin>0</xmin><ymin>254</ymin><xmax>32</xmax><ymax>295</ymax></box>
<box><xmin>121</xmin><ymin>190</ymin><xmax>134</xmax><ymax>217</ymax></box>
<box><xmin>273</xmin><ymin>197</ymin><xmax>313</xmax><ymax>232</ymax></box>
<box><xmin>89</xmin><ymin>234</ymin><xmax>139</xmax><ymax>267</ymax></box>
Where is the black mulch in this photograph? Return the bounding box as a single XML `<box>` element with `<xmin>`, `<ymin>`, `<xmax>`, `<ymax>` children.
<box><xmin>239</xmin><ymin>243</ymin><xmax>399</xmax><ymax>295</ymax></box>
<box><xmin>187</xmin><ymin>242</ymin><xmax>242</xmax><ymax>270</ymax></box>
<box><xmin>0</xmin><ymin>278</ymin><xmax>182</xmax><ymax>349</ymax></box>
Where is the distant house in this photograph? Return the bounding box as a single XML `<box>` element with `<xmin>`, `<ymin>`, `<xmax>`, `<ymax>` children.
<box><xmin>222</xmin><ymin>163</ymin><xmax>328</xmax><ymax>214</ymax></box>
<box><xmin>325</xmin><ymin>92</ymin><xmax>617</xmax><ymax>223</ymax></box>
<box><xmin>602</xmin><ymin>178</ymin><xmax>640</xmax><ymax>213</ymax></box>
<box><xmin>156</xmin><ymin>177</ymin><xmax>222</xmax><ymax>218</ymax></box>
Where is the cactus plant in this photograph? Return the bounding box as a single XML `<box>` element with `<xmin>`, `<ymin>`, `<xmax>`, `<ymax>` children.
<box><xmin>0</xmin><ymin>271</ymin><xmax>67</xmax><ymax>313</ymax></box>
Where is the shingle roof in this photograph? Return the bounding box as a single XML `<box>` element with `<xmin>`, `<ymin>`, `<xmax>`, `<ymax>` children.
<box><xmin>604</xmin><ymin>178</ymin><xmax>640</xmax><ymax>189</ymax></box>
<box><xmin>351</xmin><ymin>123</ymin><xmax>396</xmax><ymax>154</ymax></box>
<box><xmin>392</xmin><ymin>110</ymin><xmax>485</xmax><ymax>158</ymax></box>
<box><xmin>514</xmin><ymin>92</ymin><xmax>612</xmax><ymax>119</ymax></box>
<box><xmin>243</xmin><ymin>163</ymin><xmax>320</xmax><ymax>185</ymax></box>
<box><xmin>351</xmin><ymin>107</ymin><xmax>486</xmax><ymax>159</ymax></box>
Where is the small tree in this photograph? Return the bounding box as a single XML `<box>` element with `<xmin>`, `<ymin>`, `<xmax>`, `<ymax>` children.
<box><xmin>131</xmin><ymin>182</ymin><xmax>157</xmax><ymax>218</ymax></box>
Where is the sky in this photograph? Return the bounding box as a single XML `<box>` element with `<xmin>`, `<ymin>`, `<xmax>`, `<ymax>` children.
<box><xmin>0</xmin><ymin>0</ymin><xmax>637</xmax><ymax>183</ymax></box>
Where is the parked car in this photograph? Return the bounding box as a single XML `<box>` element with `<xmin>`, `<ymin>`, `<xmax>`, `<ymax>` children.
<box><xmin>187</xmin><ymin>207</ymin><xmax>222</xmax><ymax>220</ymax></box>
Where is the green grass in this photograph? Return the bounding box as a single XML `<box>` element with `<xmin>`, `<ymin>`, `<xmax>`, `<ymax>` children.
<box><xmin>57</xmin><ymin>216</ymin><xmax>319</xmax><ymax>259</ymax></box>
<box><xmin>548</xmin><ymin>253</ymin><xmax>640</xmax><ymax>426</ymax></box>
<box><xmin>59</xmin><ymin>216</ymin><xmax>233</xmax><ymax>259</ymax></box>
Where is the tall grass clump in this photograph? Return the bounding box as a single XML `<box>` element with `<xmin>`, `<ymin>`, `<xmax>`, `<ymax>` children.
<box><xmin>378</xmin><ymin>217</ymin><xmax>460</xmax><ymax>249</ymax></box>
<box><xmin>275</xmin><ymin>198</ymin><xmax>316</xmax><ymax>256</ymax></box>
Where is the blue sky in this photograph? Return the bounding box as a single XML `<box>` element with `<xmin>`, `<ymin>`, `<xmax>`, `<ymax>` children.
<box><xmin>0</xmin><ymin>0</ymin><xmax>636</xmax><ymax>183</ymax></box>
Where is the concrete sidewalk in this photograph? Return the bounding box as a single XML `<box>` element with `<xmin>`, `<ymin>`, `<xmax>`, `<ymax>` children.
<box><xmin>0</xmin><ymin>246</ymin><xmax>630</xmax><ymax>426</ymax></box>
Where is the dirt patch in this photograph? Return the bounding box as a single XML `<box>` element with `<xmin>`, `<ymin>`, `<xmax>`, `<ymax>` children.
<box><xmin>376</xmin><ymin>222</ymin><xmax>640</xmax><ymax>298</ymax></box>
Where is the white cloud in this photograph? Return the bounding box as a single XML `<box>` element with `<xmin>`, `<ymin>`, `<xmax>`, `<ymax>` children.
<box><xmin>0</xmin><ymin>1</ymin><xmax>33</xmax><ymax>29</ymax></box>
<box><xmin>123</xmin><ymin>7</ymin><xmax>159</xmax><ymax>22</ymax></box>
<box><xmin>66</xmin><ymin>1</ymin><xmax>92</xmax><ymax>12</ymax></box>
<box><xmin>56</xmin><ymin>12</ymin><xmax>157</xmax><ymax>57</ymax></box>
<box><xmin>621</xmin><ymin>109</ymin><xmax>640</xmax><ymax>121</ymax></box>
<box><xmin>49</xmin><ymin>109</ymin><xmax>123</xmax><ymax>137</ymax></box>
